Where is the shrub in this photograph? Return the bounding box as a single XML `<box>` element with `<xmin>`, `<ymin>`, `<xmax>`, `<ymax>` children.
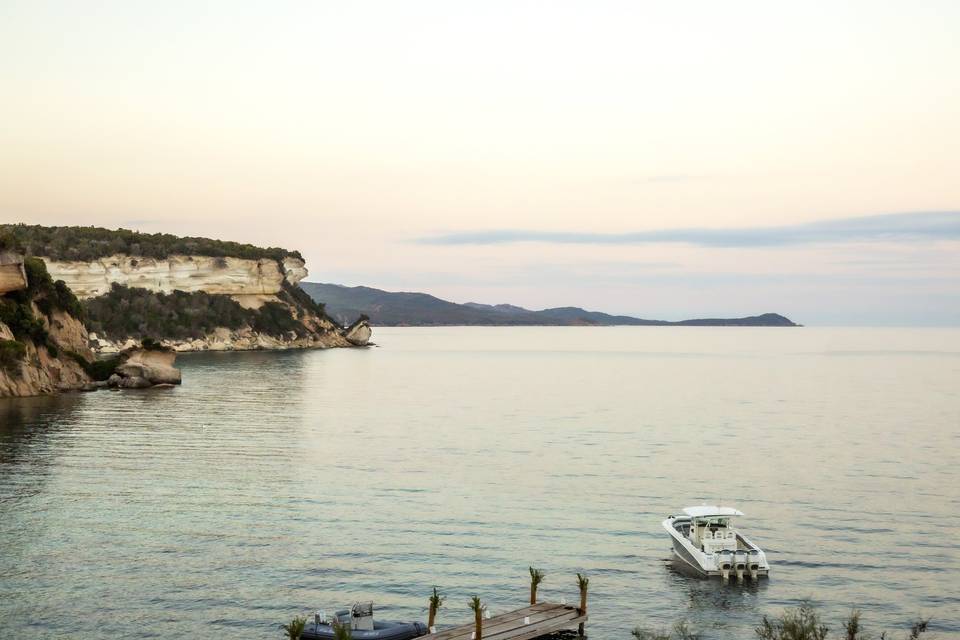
<box><xmin>0</xmin><ymin>230</ymin><xmax>20</xmax><ymax>253</ymax></box>
<box><xmin>756</xmin><ymin>603</ymin><xmax>829</xmax><ymax>640</ymax></box>
<box><xmin>632</xmin><ymin>621</ymin><xmax>699</xmax><ymax>640</ymax></box>
<box><xmin>282</xmin><ymin>280</ymin><xmax>327</xmax><ymax>317</ymax></box>
<box><xmin>83</xmin><ymin>285</ymin><xmax>251</xmax><ymax>341</ymax></box>
<box><xmin>140</xmin><ymin>337</ymin><xmax>165</xmax><ymax>351</ymax></box>
<box><xmin>81</xmin><ymin>284</ymin><xmax>323</xmax><ymax>342</ymax></box>
<box><xmin>65</xmin><ymin>351</ymin><xmax>122</xmax><ymax>381</ymax></box>
<box><xmin>280</xmin><ymin>615</ymin><xmax>307</xmax><ymax>640</ymax></box>
<box><xmin>251</xmin><ymin>301</ymin><xmax>305</xmax><ymax>337</ymax></box>
<box><xmin>630</xmin><ymin>607</ymin><xmax>930</xmax><ymax>640</ymax></box>
<box><xmin>0</xmin><ymin>297</ymin><xmax>48</xmax><ymax>344</ymax></box>
<box><xmin>0</xmin><ymin>339</ymin><xmax>26</xmax><ymax>376</ymax></box>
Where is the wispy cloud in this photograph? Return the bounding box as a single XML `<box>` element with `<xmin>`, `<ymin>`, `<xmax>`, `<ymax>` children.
<box><xmin>416</xmin><ymin>211</ymin><xmax>960</xmax><ymax>248</ymax></box>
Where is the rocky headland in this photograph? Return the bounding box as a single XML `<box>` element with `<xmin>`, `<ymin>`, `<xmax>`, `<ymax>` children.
<box><xmin>0</xmin><ymin>225</ymin><xmax>372</xmax><ymax>398</ymax></box>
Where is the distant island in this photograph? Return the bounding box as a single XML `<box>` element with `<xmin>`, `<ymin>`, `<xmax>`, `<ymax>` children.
<box><xmin>301</xmin><ymin>282</ymin><xmax>799</xmax><ymax>327</ymax></box>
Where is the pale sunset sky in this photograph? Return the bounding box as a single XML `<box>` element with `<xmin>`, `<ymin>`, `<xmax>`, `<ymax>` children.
<box><xmin>1</xmin><ymin>1</ymin><xmax>958</xmax><ymax>324</ymax></box>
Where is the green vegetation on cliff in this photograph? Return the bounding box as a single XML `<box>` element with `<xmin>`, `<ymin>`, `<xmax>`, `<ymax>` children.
<box><xmin>0</xmin><ymin>224</ymin><xmax>302</xmax><ymax>263</ymax></box>
<box><xmin>3</xmin><ymin>224</ymin><xmax>345</xmax><ymax>350</ymax></box>
<box><xmin>0</xmin><ymin>254</ymin><xmax>88</xmax><ymax>378</ymax></box>
<box><xmin>82</xmin><ymin>283</ymin><xmax>329</xmax><ymax>341</ymax></box>
<box><xmin>0</xmin><ymin>230</ymin><xmax>17</xmax><ymax>252</ymax></box>
<box><xmin>0</xmin><ymin>258</ymin><xmax>85</xmax><ymax>347</ymax></box>
<box><xmin>0</xmin><ymin>340</ymin><xmax>26</xmax><ymax>375</ymax></box>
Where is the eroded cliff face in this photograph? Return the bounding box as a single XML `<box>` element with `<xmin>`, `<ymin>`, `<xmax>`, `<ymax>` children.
<box><xmin>0</xmin><ymin>307</ymin><xmax>93</xmax><ymax>397</ymax></box>
<box><xmin>37</xmin><ymin>252</ymin><xmax>371</xmax><ymax>355</ymax></box>
<box><xmin>0</xmin><ymin>252</ymin><xmax>28</xmax><ymax>294</ymax></box>
<box><xmin>42</xmin><ymin>254</ymin><xmax>308</xmax><ymax>299</ymax></box>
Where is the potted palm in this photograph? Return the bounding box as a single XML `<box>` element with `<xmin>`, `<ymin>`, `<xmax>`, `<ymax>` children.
<box><xmin>576</xmin><ymin>572</ymin><xmax>589</xmax><ymax>614</ymax></box>
<box><xmin>529</xmin><ymin>567</ymin><xmax>545</xmax><ymax>605</ymax></box>
<box><xmin>576</xmin><ymin>573</ymin><xmax>589</xmax><ymax>636</ymax></box>
<box><xmin>468</xmin><ymin>596</ymin><xmax>484</xmax><ymax>640</ymax></box>
<box><xmin>428</xmin><ymin>586</ymin><xmax>445</xmax><ymax>630</ymax></box>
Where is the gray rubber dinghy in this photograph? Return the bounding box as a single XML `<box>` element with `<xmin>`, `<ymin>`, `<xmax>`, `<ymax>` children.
<box><xmin>301</xmin><ymin>602</ymin><xmax>428</xmax><ymax>640</ymax></box>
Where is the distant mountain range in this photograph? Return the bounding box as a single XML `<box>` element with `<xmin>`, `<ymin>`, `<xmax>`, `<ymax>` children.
<box><xmin>301</xmin><ymin>282</ymin><xmax>799</xmax><ymax>327</ymax></box>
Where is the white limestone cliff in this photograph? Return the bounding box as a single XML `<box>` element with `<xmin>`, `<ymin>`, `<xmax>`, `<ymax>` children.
<box><xmin>35</xmin><ymin>253</ymin><xmax>372</xmax><ymax>356</ymax></box>
<box><xmin>0</xmin><ymin>252</ymin><xmax>27</xmax><ymax>295</ymax></box>
<box><xmin>41</xmin><ymin>254</ymin><xmax>308</xmax><ymax>299</ymax></box>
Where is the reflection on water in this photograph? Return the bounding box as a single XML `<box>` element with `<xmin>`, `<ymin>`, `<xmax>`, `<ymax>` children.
<box><xmin>0</xmin><ymin>328</ymin><xmax>958</xmax><ymax>639</ymax></box>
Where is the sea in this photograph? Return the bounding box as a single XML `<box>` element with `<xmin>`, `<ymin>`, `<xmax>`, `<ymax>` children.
<box><xmin>1</xmin><ymin>327</ymin><xmax>958</xmax><ymax>639</ymax></box>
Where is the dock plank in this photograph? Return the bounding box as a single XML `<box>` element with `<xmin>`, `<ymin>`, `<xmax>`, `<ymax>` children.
<box><xmin>430</xmin><ymin>603</ymin><xmax>585</xmax><ymax>640</ymax></box>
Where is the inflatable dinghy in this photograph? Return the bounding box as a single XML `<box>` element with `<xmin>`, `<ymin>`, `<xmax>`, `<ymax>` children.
<box><xmin>302</xmin><ymin>602</ymin><xmax>428</xmax><ymax>640</ymax></box>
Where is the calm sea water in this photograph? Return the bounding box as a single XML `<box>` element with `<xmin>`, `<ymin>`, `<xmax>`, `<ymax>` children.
<box><xmin>1</xmin><ymin>327</ymin><xmax>958</xmax><ymax>639</ymax></box>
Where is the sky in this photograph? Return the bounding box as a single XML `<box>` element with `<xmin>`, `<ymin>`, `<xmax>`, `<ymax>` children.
<box><xmin>1</xmin><ymin>1</ymin><xmax>958</xmax><ymax>325</ymax></box>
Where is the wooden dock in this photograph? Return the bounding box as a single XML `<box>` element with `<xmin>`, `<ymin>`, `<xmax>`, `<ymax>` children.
<box><xmin>429</xmin><ymin>602</ymin><xmax>587</xmax><ymax>640</ymax></box>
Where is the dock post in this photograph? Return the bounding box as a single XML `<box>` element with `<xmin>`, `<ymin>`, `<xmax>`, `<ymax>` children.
<box><xmin>529</xmin><ymin>567</ymin><xmax>544</xmax><ymax>605</ymax></box>
<box><xmin>576</xmin><ymin>573</ymin><xmax>589</xmax><ymax>637</ymax></box>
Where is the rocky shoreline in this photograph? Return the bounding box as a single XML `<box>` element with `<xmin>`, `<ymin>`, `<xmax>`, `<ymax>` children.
<box><xmin>88</xmin><ymin>318</ymin><xmax>372</xmax><ymax>355</ymax></box>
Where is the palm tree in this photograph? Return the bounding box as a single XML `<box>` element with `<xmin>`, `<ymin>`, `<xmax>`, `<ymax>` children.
<box><xmin>576</xmin><ymin>573</ymin><xmax>589</xmax><ymax>613</ymax></box>
<box><xmin>576</xmin><ymin>573</ymin><xmax>590</xmax><ymax>637</ymax></box>
<box><xmin>280</xmin><ymin>615</ymin><xmax>307</xmax><ymax>640</ymax></box>
<box><xmin>468</xmin><ymin>595</ymin><xmax>484</xmax><ymax>640</ymax></box>
<box><xmin>529</xmin><ymin>567</ymin><xmax>545</xmax><ymax>605</ymax></box>
<box><xmin>428</xmin><ymin>586</ymin><xmax>446</xmax><ymax>629</ymax></box>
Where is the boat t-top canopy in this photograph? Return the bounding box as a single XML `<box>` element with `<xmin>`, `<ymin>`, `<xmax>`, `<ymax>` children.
<box><xmin>681</xmin><ymin>506</ymin><xmax>744</xmax><ymax>518</ymax></box>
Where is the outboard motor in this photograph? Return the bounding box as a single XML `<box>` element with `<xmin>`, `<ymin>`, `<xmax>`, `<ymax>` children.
<box><xmin>748</xmin><ymin>549</ymin><xmax>761</xmax><ymax>580</ymax></box>
<box><xmin>733</xmin><ymin>550</ymin><xmax>747</xmax><ymax>582</ymax></box>
<box><xmin>717</xmin><ymin>549</ymin><xmax>733</xmax><ymax>581</ymax></box>
<box><xmin>351</xmin><ymin>602</ymin><xmax>374</xmax><ymax>631</ymax></box>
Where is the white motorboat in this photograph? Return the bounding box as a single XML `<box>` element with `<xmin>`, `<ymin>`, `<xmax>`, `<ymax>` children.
<box><xmin>662</xmin><ymin>506</ymin><xmax>770</xmax><ymax>580</ymax></box>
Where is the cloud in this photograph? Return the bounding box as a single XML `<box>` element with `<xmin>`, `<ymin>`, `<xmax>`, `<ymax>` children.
<box><xmin>416</xmin><ymin>211</ymin><xmax>960</xmax><ymax>248</ymax></box>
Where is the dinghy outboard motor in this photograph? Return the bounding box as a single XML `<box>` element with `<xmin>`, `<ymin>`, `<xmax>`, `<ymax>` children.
<box><xmin>351</xmin><ymin>602</ymin><xmax>375</xmax><ymax>631</ymax></box>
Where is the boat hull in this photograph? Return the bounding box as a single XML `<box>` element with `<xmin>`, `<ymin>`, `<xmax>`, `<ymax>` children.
<box><xmin>669</xmin><ymin>537</ymin><xmax>710</xmax><ymax>577</ymax></box>
<box><xmin>302</xmin><ymin>621</ymin><xmax>428</xmax><ymax>640</ymax></box>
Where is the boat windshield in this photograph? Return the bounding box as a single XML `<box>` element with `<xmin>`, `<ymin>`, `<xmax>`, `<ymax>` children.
<box><xmin>697</xmin><ymin>517</ymin><xmax>730</xmax><ymax>527</ymax></box>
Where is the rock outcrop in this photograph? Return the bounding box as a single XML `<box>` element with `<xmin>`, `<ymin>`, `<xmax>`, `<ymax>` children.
<box><xmin>115</xmin><ymin>348</ymin><xmax>182</xmax><ymax>385</ymax></box>
<box><xmin>42</xmin><ymin>254</ymin><xmax>308</xmax><ymax>300</ymax></box>
<box><xmin>96</xmin><ymin>347</ymin><xmax>182</xmax><ymax>389</ymax></box>
<box><xmin>344</xmin><ymin>317</ymin><xmax>373</xmax><ymax>346</ymax></box>
<box><xmin>0</xmin><ymin>252</ymin><xmax>27</xmax><ymax>295</ymax></box>
<box><xmin>89</xmin><ymin>326</ymin><xmax>354</xmax><ymax>354</ymax></box>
